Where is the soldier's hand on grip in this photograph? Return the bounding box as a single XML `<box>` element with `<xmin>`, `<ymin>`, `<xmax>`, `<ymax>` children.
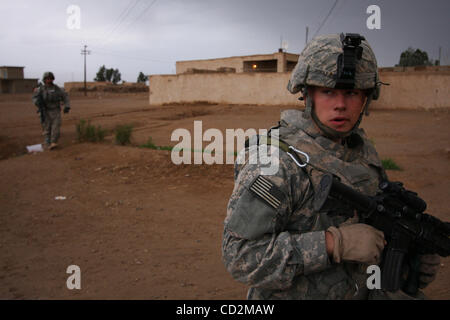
<box><xmin>327</xmin><ymin>223</ymin><xmax>385</xmax><ymax>265</ymax></box>
<box><xmin>418</xmin><ymin>254</ymin><xmax>441</xmax><ymax>289</ymax></box>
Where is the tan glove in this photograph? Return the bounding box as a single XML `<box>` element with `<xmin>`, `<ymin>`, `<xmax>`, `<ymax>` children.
<box><xmin>418</xmin><ymin>254</ymin><xmax>441</xmax><ymax>289</ymax></box>
<box><xmin>327</xmin><ymin>223</ymin><xmax>385</xmax><ymax>264</ymax></box>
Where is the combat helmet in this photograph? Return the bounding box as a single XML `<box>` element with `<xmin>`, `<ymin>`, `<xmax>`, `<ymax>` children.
<box><xmin>287</xmin><ymin>33</ymin><xmax>381</xmax><ymax>139</ymax></box>
<box><xmin>42</xmin><ymin>71</ymin><xmax>55</xmax><ymax>81</ymax></box>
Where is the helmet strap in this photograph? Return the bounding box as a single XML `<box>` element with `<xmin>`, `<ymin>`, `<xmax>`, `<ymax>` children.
<box><xmin>302</xmin><ymin>87</ymin><xmax>313</xmax><ymax>119</ymax></box>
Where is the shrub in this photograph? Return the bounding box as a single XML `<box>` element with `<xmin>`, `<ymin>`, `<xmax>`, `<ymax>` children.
<box><xmin>76</xmin><ymin>119</ymin><xmax>106</xmax><ymax>142</ymax></box>
<box><xmin>382</xmin><ymin>158</ymin><xmax>401</xmax><ymax>170</ymax></box>
<box><xmin>115</xmin><ymin>124</ymin><xmax>133</xmax><ymax>145</ymax></box>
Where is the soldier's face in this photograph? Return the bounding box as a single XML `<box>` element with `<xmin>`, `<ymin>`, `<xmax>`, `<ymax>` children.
<box><xmin>44</xmin><ymin>77</ymin><xmax>53</xmax><ymax>85</ymax></box>
<box><xmin>310</xmin><ymin>87</ymin><xmax>366</xmax><ymax>132</ymax></box>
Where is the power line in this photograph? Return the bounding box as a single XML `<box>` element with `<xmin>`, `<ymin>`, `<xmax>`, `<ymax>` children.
<box><xmin>99</xmin><ymin>0</ymin><xmax>142</xmax><ymax>47</ymax></box>
<box><xmin>97</xmin><ymin>0</ymin><xmax>135</xmax><ymax>40</ymax></box>
<box><xmin>314</xmin><ymin>0</ymin><xmax>339</xmax><ymax>38</ymax></box>
<box><xmin>95</xmin><ymin>0</ymin><xmax>137</xmax><ymax>46</ymax></box>
<box><xmin>126</xmin><ymin>0</ymin><xmax>158</xmax><ymax>31</ymax></box>
<box><xmin>101</xmin><ymin>0</ymin><xmax>158</xmax><ymax>47</ymax></box>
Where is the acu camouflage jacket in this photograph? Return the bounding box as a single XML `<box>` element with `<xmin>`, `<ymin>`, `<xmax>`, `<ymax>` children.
<box><xmin>32</xmin><ymin>84</ymin><xmax>70</xmax><ymax>110</ymax></box>
<box><xmin>222</xmin><ymin>109</ymin><xmax>388</xmax><ymax>300</ymax></box>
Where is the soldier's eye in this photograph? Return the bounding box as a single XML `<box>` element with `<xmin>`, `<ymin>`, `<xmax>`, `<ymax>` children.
<box><xmin>321</xmin><ymin>89</ymin><xmax>333</xmax><ymax>95</ymax></box>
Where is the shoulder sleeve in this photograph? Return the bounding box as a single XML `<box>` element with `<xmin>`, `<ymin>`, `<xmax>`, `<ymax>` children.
<box><xmin>222</xmin><ymin>144</ymin><xmax>331</xmax><ymax>289</ymax></box>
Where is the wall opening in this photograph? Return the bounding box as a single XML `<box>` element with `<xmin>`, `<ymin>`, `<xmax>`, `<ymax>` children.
<box><xmin>243</xmin><ymin>60</ymin><xmax>277</xmax><ymax>73</ymax></box>
<box><xmin>286</xmin><ymin>60</ymin><xmax>297</xmax><ymax>72</ymax></box>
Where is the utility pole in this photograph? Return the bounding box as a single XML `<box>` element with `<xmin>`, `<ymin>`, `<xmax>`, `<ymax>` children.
<box><xmin>80</xmin><ymin>45</ymin><xmax>91</xmax><ymax>96</ymax></box>
<box><xmin>305</xmin><ymin>26</ymin><xmax>309</xmax><ymax>46</ymax></box>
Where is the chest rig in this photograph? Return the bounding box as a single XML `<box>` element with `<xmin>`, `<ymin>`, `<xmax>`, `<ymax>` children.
<box><xmin>248</xmin><ymin>111</ymin><xmax>385</xmax><ymax>232</ymax></box>
<box><xmin>42</xmin><ymin>85</ymin><xmax>62</xmax><ymax>108</ymax></box>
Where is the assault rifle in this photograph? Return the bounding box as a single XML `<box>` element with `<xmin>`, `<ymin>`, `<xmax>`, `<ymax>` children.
<box><xmin>315</xmin><ymin>174</ymin><xmax>450</xmax><ymax>296</ymax></box>
<box><xmin>33</xmin><ymin>82</ymin><xmax>46</xmax><ymax>124</ymax></box>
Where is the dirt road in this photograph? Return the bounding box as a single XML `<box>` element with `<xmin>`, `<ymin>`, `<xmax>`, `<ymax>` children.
<box><xmin>0</xmin><ymin>93</ymin><xmax>449</xmax><ymax>299</ymax></box>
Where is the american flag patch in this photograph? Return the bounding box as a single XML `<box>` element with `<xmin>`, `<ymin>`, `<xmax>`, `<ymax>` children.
<box><xmin>249</xmin><ymin>176</ymin><xmax>283</xmax><ymax>209</ymax></box>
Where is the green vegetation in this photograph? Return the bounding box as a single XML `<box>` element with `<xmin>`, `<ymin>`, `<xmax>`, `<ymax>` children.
<box><xmin>76</xmin><ymin>119</ymin><xmax>106</xmax><ymax>142</ymax></box>
<box><xmin>137</xmin><ymin>71</ymin><xmax>148</xmax><ymax>83</ymax></box>
<box><xmin>396</xmin><ymin>47</ymin><xmax>437</xmax><ymax>67</ymax></box>
<box><xmin>94</xmin><ymin>65</ymin><xmax>122</xmax><ymax>84</ymax></box>
<box><xmin>114</xmin><ymin>124</ymin><xmax>133</xmax><ymax>145</ymax></box>
<box><xmin>139</xmin><ymin>137</ymin><xmax>238</xmax><ymax>156</ymax></box>
<box><xmin>382</xmin><ymin>158</ymin><xmax>401</xmax><ymax>170</ymax></box>
<box><xmin>139</xmin><ymin>137</ymin><xmax>173</xmax><ymax>150</ymax></box>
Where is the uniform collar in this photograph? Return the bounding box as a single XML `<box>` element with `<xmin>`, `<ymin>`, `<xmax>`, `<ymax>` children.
<box><xmin>280</xmin><ymin>109</ymin><xmax>365</xmax><ymax>156</ymax></box>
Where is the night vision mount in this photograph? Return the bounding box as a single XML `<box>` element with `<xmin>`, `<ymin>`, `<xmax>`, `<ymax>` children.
<box><xmin>335</xmin><ymin>33</ymin><xmax>365</xmax><ymax>89</ymax></box>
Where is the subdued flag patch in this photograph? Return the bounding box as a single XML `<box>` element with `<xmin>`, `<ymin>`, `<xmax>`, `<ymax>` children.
<box><xmin>249</xmin><ymin>175</ymin><xmax>284</xmax><ymax>209</ymax></box>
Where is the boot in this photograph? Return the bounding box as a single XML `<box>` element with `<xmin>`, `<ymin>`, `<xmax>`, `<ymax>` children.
<box><xmin>49</xmin><ymin>143</ymin><xmax>58</xmax><ymax>150</ymax></box>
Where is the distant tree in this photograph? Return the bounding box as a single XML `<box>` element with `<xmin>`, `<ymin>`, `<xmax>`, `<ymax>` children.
<box><xmin>112</xmin><ymin>69</ymin><xmax>121</xmax><ymax>84</ymax></box>
<box><xmin>137</xmin><ymin>72</ymin><xmax>148</xmax><ymax>83</ymax></box>
<box><xmin>105</xmin><ymin>68</ymin><xmax>114</xmax><ymax>82</ymax></box>
<box><xmin>94</xmin><ymin>65</ymin><xmax>106</xmax><ymax>81</ymax></box>
<box><xmin>396</xmin><ymin>47</ymin><xmax>433</xmax><ymax>67</ymax></box>
<box><xmin>94</xmin><ymin>66</ymin><xmax>121</xmax><ymax>84</ymax></box>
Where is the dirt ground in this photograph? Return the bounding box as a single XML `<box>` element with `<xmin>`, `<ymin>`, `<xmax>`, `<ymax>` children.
<box><xmin>0</xmin><ymin>93</ymin><xmax>449</xmax><ymax>300</ymax></box>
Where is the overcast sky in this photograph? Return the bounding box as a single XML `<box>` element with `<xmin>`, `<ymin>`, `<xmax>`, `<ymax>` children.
<box><xmin>1</xmin><ymin>0</ymin><xmax>449</xmax><ymax>85</ymax></box>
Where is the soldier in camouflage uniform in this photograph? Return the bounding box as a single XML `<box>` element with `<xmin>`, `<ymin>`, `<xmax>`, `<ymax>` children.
<box><xmin>222</xmin><ymin>33</ymin><xmax>441</xmax><ymax>299</ymax></box>
<box><xmin>32</xmin><ymin>71</ymin><xmax>70</xmax><ymax>150</ymax></box>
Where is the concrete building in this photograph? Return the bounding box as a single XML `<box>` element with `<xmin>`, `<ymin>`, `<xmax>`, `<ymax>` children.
<box><xmin>176</xmin><ymin>50</ymin><xmax>299</xmax><ymax>74</ymax></box>
<box><xmin>150</xmin><ymin>53</ymin><xmax>450</xmax><ymax>110</ymax></box>
<box><xmin>150</xmin><ymin>50</ymin><xmax>302</xmax><ymax>106</ymax></box>
<box><xmin>0</xmin><ymin>66</ymin><xmax>38</xmax><ymax>94</ymax></box>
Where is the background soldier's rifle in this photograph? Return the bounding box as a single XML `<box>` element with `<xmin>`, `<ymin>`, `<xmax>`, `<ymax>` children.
<box><xmin>34</xmin><ymin>82</ymin><xmax>46</xmax><ymax>124</ymax></box>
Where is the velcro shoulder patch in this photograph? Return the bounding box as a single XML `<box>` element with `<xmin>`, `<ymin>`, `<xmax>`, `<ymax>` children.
<box><xmin>249</xmin><ymin>175</ymin><xmax>284</xmax><ymax>209</ymax></box>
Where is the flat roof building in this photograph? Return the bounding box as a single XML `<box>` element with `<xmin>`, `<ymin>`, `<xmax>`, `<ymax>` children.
<box><xmin>0</xmin><ymin>66</ymin><xmax>38</xmax><ymax>94</ymax></box>
<box><xmin>176</xmin><ymin>50</ymin><xmax>299</xmax><ymax>74</ymax></box>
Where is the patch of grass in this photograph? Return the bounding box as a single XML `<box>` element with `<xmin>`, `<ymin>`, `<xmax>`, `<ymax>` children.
<box><xmin>382</xmin><ymin>158</ymin><xmax>401</xmax><ymax>170</ymax></box>
<box><xmin>114</xmin><ymin>124</ymin><xmax>133</xmax><ymax>145</ymax></box>
<box><xmin>76</xmin><ymin>119</ymin><xmax>106</xmax><ymax>142</ymax></box>
<box><xmin>139</xmin><ymin>137</ymin><xmax>238</xmax><ymax>156</ymax></box>
<box><xmin>139</xmin><ymin>137</ymin><xmax>173</xmax><ymax>151</ymax></box>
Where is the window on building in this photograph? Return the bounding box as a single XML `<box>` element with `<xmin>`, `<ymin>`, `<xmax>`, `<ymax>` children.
<box><xmin>286</xmin><ymin>60</ymin><xmax>297</xmax><ymax>72</ymax></box>
<box><xmin>243</xmin><ymin>60</ymin><xmax>277</xmax><ymax>73</ymax></box>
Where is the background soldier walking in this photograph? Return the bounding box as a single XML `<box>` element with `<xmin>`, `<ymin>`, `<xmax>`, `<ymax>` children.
<box><xmin>32</xmin><ymin>71</ymin><xmax>70</xmax><ymax>150</ymax></box>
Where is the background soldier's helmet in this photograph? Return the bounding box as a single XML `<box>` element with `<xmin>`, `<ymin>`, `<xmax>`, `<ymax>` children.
<box><xmin>42</xmin><ymin>72</ymin><xmax>55</xmax><ymax>81</ymax></box>
<box><xmin>287</xmin><ymin>33</ymin><xmax>380</xmax><ymax>101</ymax></box>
